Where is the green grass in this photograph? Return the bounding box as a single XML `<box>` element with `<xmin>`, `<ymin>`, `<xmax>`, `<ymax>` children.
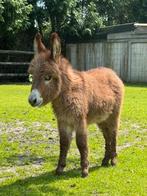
<box><xmin>0</xmin><ymin>84</ymin><xmax>147</xmax><ymax>196</ymax></box>
<box><xmin>0</xmin><ymin>84</ymin><xmax>56</xmax><ymax>126</ymax></box>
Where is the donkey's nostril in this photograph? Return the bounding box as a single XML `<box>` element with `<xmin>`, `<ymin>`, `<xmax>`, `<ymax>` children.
<box><xmin>28</xmin><ymin>96</ymin><xmax>37</xmax><ymax>106</ymax></box>
<box><xmin>28</xmin><ymin>89</ymin><xmax>43</xmax><ymax>107</ymax></box>
<box><xmin>32</xmin><ymin>98</ymin><xmax>37</xmax><ymax>104</ymax></box>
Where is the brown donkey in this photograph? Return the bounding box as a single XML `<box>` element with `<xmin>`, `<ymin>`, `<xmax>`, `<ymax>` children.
<box><xmin>28</xmin><ymin>33</ymin><xmax>124</xmax><ymax>177</ymax></box>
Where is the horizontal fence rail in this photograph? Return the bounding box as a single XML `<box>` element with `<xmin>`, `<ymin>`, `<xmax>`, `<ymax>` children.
<box><xmin>0</xmin><ymin>50</ymin><xmax>34</xmax><ymax>55</ymax></box>
<box><xmin>0</xmin><ymin>62</ymin><xmax>29</xmax><ymax>65</ymax></box>
<box><xmin>0</xmin><ymin>50</ymin><xmax>34</xmax><ymax>82</ymax></box>
<box><xmin>0</xmin><ymin>73</ymin><xmax>28</xmax><ymax>77</ymax></box>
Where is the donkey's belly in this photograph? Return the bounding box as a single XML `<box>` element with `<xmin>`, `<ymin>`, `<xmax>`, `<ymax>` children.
<box><xmin>87</xmin><ymin>112</ymin><xmax>110</xmax><ymax>124</ymax></box>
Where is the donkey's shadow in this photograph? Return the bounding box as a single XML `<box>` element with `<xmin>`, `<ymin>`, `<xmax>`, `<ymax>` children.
<box><xmin>0</xmin><ymin>164</ymin><xmax>102</xmax><ymax>195</ymax></box>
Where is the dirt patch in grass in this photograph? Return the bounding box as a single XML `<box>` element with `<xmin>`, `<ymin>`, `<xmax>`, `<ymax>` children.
<box><xmin>0</xmin><ymin>121</ymin><xmax>59</xmax><ymax>178</ymax></box>
<box><xmin>0</xmin><ymin>120</ymin><xmax>146</xmax><ymax>185</ymax></box>
<box><xmin>1</xmin><ymin>120</ymin><xmax>146</xmax><ymax>152</ymax></box>
<box><xmin>0</xmin><ymin>120</ymin><xmax>58</xmax><ymax>143</ymax></box>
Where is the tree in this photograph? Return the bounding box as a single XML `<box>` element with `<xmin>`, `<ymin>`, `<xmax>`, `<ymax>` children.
<box><xmin>96</xmin><ymin>0</ymin><xmax>147</xmax><ymax>26</ymax></box>
<box><xmin>42</xmin><ymin>0</ymin><xmax>103</xmax><ymax>38</ymax></box>
<box><xmin>0</xmin><ymin>0</ymin><xmax>32</xmax><ymax>34</ymax></box>
<box><xmin>1</xmin><ymin>0</ymin><xmax>147</xmax><ymax>49</ymax></box>
<box><xmin>0</xmin><ymin>0</ymin><xmax>4</xmax><ymax>22</ymax></box>
<box><xmin>0</xmin><ymin>0</ymin><xmax>32</xmax><ymax>48</ymax></box>
<box><xmin>130</xmin><ymin>0</ymin><xmax>147</xmax><ymax>23</ymax></box>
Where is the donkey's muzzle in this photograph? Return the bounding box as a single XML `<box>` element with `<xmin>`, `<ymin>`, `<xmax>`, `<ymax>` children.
<box><xmin>28</xmin><ymin>89</ymin><xmax>43</xmax><ymax>107</ymax></box>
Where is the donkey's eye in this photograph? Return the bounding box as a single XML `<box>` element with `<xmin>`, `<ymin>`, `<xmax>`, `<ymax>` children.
<box><xmin>44</xmin><ymin>75</ymin><xmax>52</xmax><ymax>81</ymax></box>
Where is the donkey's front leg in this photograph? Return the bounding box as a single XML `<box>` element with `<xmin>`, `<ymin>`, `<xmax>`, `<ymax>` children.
<box><xmin>76</xmin><ymin>119</ymin><xmax>89</xmax><ymax>177</ymax></box>
<box><xmin>56</xmin><ymin>122</ymin><xmax>72</xmax><ymax>175</ymax></box>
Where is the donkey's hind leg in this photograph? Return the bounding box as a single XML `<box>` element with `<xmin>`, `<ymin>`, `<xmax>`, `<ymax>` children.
<box><xmin>56</xmin><ymin>122</ymin><xmax>73</xmax><ymax>175</ymax></box>
<box><xmin>98</xmin><ymin>113</ymin><xmax>119</xmax><ymax>166</ymax></box>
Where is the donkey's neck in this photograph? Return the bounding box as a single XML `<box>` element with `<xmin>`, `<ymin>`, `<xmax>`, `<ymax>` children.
<box><xmin>52</xmin><ymin>57</ymin><xmax>85</xmax><ymax>117</ymax></box>
<box><xmin>59</xmin><ymin>57</ymin><xmax>83</xmax><ymax>90</ymax></box>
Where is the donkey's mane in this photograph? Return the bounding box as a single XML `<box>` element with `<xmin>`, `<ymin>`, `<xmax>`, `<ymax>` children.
<box><xmin>59</xmin><ymin>56</ymin><xmax>86</xmax><ymax>89</ymax></box>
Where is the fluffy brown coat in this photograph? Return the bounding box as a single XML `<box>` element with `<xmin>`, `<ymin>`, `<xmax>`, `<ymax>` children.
<box><xmin>28</xmin><ymin>33</ymin><xmax>124</xmax><ymax>177</ymax></box>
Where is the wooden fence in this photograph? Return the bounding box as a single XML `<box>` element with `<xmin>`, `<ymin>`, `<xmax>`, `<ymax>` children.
<box><xmin>1</xmin><ymin>23</ymin><xmax>147</xmax><ymax>83</ymax></box>
<box><xmin>66</xmin><ymin>41</ymin><xmax>147</xmax><ymax>83</ymax></box>
<box><xmin>0</xmin><ymin>50</ymin><xmax>33</xmax><ymax>82</ymax></box>
<box><xmin>66</xmin><ymin>24</ymin><xmax>147</xmax><ymax>83</ymax></box>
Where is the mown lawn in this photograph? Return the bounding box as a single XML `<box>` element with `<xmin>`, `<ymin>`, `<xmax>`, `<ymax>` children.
<box><xmin>0</xmin><ymin>84</ymin><xmax>146</xmax><ymax>196</ymax></box>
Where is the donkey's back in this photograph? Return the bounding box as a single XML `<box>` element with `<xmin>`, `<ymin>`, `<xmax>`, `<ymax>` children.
<box><xmin>68</xmin><ymin>66</ymin><xmax>124</xmax><ymax>125</ymax></box>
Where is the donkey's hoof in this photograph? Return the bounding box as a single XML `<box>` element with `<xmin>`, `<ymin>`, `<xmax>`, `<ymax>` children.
<box><xmin>101</xmin><ymin>162</ymin><xmax>109</xmax><ymax>167</ymax></box>
<box><xmin>82</xmin><ymin>168</ymin><xmax>88</xmax><ymax>178</ymax></box>
<box><xmin>55</xmin><ymin>170</ymin><xmax>63</xmax><ymax>176</ymax></box>
<box><xmin>55</xmin><ymin>171</ymin><xmax>62</xmax><ymax>175</ymax></box>
<box><xmin>101</xmin><ymin>158</ymin><xmax>110</xmax><ymax>167</ymax></box>
<box><xmin>55</xmin><ymin>167</ymin><xmax>64</xmax><ymax>175</ymax></box>
<box><xmin>111</xmin><ymin>158</ymin><xmax>117</xmax><ymax>166</ymax></box>
<box><xmin>82</xmin><ymin>172</ymin><xmax>88</xmax><ymax>178</ymax></box>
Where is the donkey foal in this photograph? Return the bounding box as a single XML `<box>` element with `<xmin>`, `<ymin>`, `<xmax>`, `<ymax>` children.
<box><xmin>28</xmin><ymin>33</ymin><xmax>124</xmax><ymax>177</ymax></box>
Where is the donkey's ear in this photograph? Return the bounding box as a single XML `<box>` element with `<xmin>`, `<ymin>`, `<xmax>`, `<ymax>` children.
<box><xmin>34</xmin><ymin>33</ymin><xmax>46</xmax><ymax>54</ymax></box>
<box><xmin>50</xmin><ymin>32</ymin><xmax>61</xmax><ymax>62</ymax></box>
